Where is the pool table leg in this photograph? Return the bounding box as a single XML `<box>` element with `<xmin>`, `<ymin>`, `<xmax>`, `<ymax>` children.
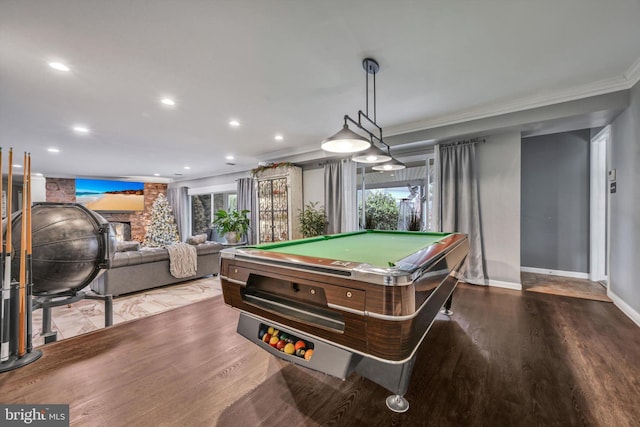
<box><xmin>354</xmin><ymin>351</ymin><xmax>416</xmax><ymax>413</ymax></box>
<box><xmin>440</xmin><ymin>293</ymin><xmax>454</xmax><ymax>316</ymax></box>
<box><xmin>386</xmin><ymin>394</ymin><xmax>410</xmax><ymax>413</ymax></box>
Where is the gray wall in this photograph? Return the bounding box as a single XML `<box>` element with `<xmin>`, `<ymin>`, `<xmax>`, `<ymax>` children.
<box><xmin>477</xmin><ymin>131</ymin><xmax>521</xmax><ymax>286</ymax></box>
<box><xmin>521</xmin><ymin>130</ymin><xmax>590</xmax><ymax>273</ymax></box>
<box><xmin>609</xmin><ymin>80</ymin><xmax>640</xmax><ymax>315</ymax></box>
<box><xmin>302</xmin><ymin>168</ymin><xmax>324</xmax><ymax>206</ymax></box>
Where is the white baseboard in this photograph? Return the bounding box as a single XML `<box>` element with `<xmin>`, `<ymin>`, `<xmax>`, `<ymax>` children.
<box><xmin>607</xmin><ymin>289</ymin><xmax>640</xmax><ymax>328</ymax></box>
<box><xmin>486</xmin><ymin>279</ymin><xmax>522</xmax><ymax>291</ymax></box>
<box><xmin>520</xmin><ymin>266</ymin><xmax>589</xmax><ymax>280</ymax></box>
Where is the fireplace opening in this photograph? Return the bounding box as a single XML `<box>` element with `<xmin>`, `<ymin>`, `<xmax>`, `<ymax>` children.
<box><xmin>110</xmin><ymin>222</ymin><xmax>132</xmax><ymax>242</ymax></box>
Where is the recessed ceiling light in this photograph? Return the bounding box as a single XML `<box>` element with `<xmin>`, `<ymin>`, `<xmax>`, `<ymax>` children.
<box><xmin>72</xmin><ymin>125</ymin><xmax>90</xmax><ymax>134</ymax></box>
<box><xmin>35</xmin><ymin>173</ymin><xmax>43</xmax><ymax>177</ymax></box>
<box><xmin>225</xmin><ymin>155</ymin><xmax>234</xmax><ymax>160</ymax></box>
<box><xmin>48</xmin><ymin>148</ymin><xmax>60</xmax><ymax>153</ymax></box>
<box><xmin>161</xmin><ymin>98</ymin><xmax>176</xmax><ymax>106</ymax></box>
<box><xmin>274</xmin><ymin>134</ymin><xmax>283</xmax><ymax>141</ymax></box>
<box><xmin>13</xmin><ymin>164</ymin><xmax>22</xmax><ymax>168</ymax></box>
<box><xmin>48</xmin><ymin>62</ymin><xmax>70</xmax><ymax>72</ymax></box>
<box><xmin>184</xmin><ymin>166</ymin><xmax>191</xmax><ymax>170</ymax></box>
<box><xmin>153</xmin><ymin>173</ymin><xmax>160</xmax><ymax>177</ymax></box>
<box><xmin>229</xmin><ymin>120</ymin><xmax>240</xmax><ymax>127</ymax></box>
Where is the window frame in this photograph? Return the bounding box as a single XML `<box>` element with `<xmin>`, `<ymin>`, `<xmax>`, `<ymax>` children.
<box><xmin>356</xmin><ymin>154</ymin><xmax>436</xmax><ymax>232</ymax></box>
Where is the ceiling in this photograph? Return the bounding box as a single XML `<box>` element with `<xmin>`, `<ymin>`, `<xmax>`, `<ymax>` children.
<box><xmin>1</xmin><ymin>1</ymin><xmax>639</xmax><ymax>181</ymax></box>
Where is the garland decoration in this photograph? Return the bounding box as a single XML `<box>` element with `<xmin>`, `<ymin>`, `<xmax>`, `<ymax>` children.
<box><xmin>250</xmin><ymin>162</ymin><xmax>293</xmax><ymax>177</ymax></box>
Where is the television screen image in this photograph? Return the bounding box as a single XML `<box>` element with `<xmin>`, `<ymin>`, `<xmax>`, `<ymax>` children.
<box><xmin>76</xmin><ymin>179</ymin><xmax>144</xmax><ymax>212</ymax></box>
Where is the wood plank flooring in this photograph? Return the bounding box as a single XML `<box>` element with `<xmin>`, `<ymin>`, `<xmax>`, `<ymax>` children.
<box><xmin>521</xmin><ymin>272</ymin><xmax>610</xmax><ymax>302</ymax></box>
<box><xmin>1</xmin><ymin>284</ymin><xmax>639</xmax><ymax>426</ymax></box>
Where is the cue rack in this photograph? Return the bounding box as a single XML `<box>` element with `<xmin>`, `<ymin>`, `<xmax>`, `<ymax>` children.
<box><xmin>0</xmin><ymin>148</ymin><xmax>42</xmax><ymax>372</ymax></box>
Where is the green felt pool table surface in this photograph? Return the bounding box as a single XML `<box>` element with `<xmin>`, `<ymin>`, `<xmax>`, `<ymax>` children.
<box><xmin>250</xmin><ymin>230</ymin><xmax>451</xmax><ymax>268</ymax></box>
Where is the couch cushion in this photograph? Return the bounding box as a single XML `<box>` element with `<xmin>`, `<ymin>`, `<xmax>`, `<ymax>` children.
<box><xmin>110</xmin><ymin>241</ymin><xmax>222</xmax><ymax>268</ymax></box>
<box><xmin>111</xmin><ymin>247</ymin><xmax>168</xmax><ymax>267</ymax></box>
<box><xmin>116</xmin><ymin>241</ymin><xmax>140</xmax><ymax>252</ymax></box>
<box><xmin>194</xmin><ymin>241</ymin><xmax>224</xmax><ymax>255</ymax></box>
<box><xmin>187</xmin><ymin>234</ymin><xmax>207</xmax><ymax>245</ymax></box>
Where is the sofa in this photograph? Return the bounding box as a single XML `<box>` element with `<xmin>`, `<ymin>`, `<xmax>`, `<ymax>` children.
<box><xmin>90</xmin><ymin>241</ymin><xmax>223</xmax><ymax>296</ymax></box>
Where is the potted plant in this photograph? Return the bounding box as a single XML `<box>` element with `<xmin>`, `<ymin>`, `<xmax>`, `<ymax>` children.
<box><xmin>212</xmin><ymin>209</ymin><xmax>251</xmax><ymax>244</ymax></box>
<box><xmin>298</xmin><ymin>202</ymin><xmax>328</xmax><ymax>238</ymax></box>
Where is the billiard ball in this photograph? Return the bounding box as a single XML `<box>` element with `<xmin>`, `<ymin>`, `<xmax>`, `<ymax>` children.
<box><xmin>284</xmin><ymin>343</ymin><xmax>295</xmax><ymax>355</ymax></box>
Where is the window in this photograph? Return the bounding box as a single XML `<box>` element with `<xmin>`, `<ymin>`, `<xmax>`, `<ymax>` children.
<box><xmin>356</xmin><ymin>155</ymin><xmax>435</xmax><ymax>231</ymax></box>
<box><xmin>426</xmin><ymin>154</ymin><xmax>436</xmax><ymax>231</ymax></box>
<box><xmin>190</xmin><ymin>191</ymin><xmax>236</xmax><ymax>235</ymax></box>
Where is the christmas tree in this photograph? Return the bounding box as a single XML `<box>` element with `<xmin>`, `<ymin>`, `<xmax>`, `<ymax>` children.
<box><xmin>144</xmin><ymin>193</ymin><xmax>180</xmax><ymax>247</ymax></box>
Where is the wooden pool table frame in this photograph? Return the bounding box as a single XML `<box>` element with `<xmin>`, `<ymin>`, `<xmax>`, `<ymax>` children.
<box><xmin>220</xmin><ymin>231</ymin><xmax>469</xmax><ymax>412</ymax></box>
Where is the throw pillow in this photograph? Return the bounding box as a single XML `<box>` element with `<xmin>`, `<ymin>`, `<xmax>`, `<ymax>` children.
<box><xmin>187</xmin><ymin>233</ymin><xmax>207</xmax><ymax>245</ymax></box>
<box><xmin>116</xmin><ymin>241</ymin><xmax>141</xmax><ymax>252</ymax></box>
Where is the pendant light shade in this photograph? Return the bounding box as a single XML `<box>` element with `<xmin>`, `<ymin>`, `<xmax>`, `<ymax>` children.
<box><xmin>351</xmin><ymin>143</ymin><xmax>392</xmax><ymax>163</ymax></box>
<box><xmin>371</xmin><ymin>156</ymin><xmax>406</xmax><ymax>171</ymax></box>
<box><xmin>320</xmin><ymin>124</ymin><xmax>370</xmax><ymax>153</ymax></box>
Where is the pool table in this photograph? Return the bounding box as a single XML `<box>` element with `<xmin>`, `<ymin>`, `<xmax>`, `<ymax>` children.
<box><xmin>220</xmin><ymin>230</ymin><xmax>469</xmax><ymax>412</ymax></box>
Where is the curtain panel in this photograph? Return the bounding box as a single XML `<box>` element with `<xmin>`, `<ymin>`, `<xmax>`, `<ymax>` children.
<box><xmin>438</xmin><ymin>141</ymin><xmax>486</xmax><ymax>285</ymax></box>
<box><xmin>340</xmin><ymin>159</ymin><xmax>357</xmax><ymax>232</ymax></box>
<box><xmin>237</xmin><ymin>177</ymin><xmax>256</xmax><ymax>245</ymax></box>
<box><xmin>324</xmin><ymin>161</ymin><xmax>343</xmax><ymax>235</ymax></box>
<box><xmin>324</xmin><ymin>159</ymin><xmax>357</xmax><ymax>234</ymax></box>
<box><xmin>167</xmin><ymin>186</ymin><xmax>190</xmax><ymax>242</ymax></box>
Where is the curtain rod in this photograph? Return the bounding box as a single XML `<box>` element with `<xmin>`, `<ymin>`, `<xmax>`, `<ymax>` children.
<box><xmin>440</xmin><ymin>137</ymin><xmax>486</xmax><ymax>148</ymax></box>
<box><xmin>317</xmin><ymin>159</ymin><xmax>349</xmax><ymax>167</ymax></box>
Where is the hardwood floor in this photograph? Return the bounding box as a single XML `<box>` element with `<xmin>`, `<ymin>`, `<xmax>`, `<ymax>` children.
<box><xmin>1</xmin><ymin>284</ymin><xmax>638</xmax><ymax>426</ymax></box>
<box><xmin>521</xmin><ymin>272</ymin><xmax>611</xmax><ymax>302</ymax></box>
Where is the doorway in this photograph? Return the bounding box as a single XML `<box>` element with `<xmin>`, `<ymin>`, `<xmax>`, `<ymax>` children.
<box><xmin>590</xmin><ymin>126</ymin><xmax>610</xmax><ymax>285</ymax></box>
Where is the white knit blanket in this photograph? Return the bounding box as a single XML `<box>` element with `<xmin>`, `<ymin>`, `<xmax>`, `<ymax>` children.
<box><xmin>165</xmin><ymin>242</ymin><xmax>197</xmax><ymax>278</ymax></box>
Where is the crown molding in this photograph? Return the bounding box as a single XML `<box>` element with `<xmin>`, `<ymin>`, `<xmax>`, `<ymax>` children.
<box><xmin>624</xmin><ymin>57</ymin><xmax>640</xmax><ymax>87</ymax></box>
<box><xmin>386</xmin><ymin>57</ymin><xmax>640</xmax><ymax>137</ymax></box>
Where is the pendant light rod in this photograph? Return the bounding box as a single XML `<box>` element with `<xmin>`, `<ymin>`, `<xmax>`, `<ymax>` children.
<box><xmin>363</xmin><ymin>58</ymin><xmax>379</xmax><ymax>122</ymax></box>
<box><xmin>365</xmin><ymin>62</ymin><xmax>369</xmax><ymax>118</ymax></box>
<box><xmin>344</xmin><ymin>110</ymin><xmax>388</xmax><ymax>149</ymax></box>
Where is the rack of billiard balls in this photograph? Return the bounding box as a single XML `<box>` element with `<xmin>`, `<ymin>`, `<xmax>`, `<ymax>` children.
<box><xmin>258</xmin><ymin>324</ymin><xmax>314</xmax><ymax>361</ymax></box>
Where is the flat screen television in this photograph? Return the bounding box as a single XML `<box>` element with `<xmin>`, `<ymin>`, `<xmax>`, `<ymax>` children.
<box><xmin>76</xmin><ymin>178</ymin><xmax>145</xmax><ymax>212</ymax></box>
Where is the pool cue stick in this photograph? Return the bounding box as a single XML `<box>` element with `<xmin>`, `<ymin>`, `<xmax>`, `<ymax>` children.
<box><xmin>0</xmin><ymin>147</ymin><xmax>5</xmax><ymax>363</ymax></box>
<box><xmin>25</xmin><ymin>153</ymin><xmax>33</xmax><ymax>353</ymax></box>
<box><xmin>1</xmin><ymin>149</ymin><xmax>12</xmax><ymax>362</ymax></box>
<box><xmin>17</xmin><ymin>152</ymin><xmax>27</xmax><ymax>356</ymax></box>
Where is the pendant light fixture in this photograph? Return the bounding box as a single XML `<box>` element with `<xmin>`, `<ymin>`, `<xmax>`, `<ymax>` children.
<box><xmin>352</xmin><ymin>142</ymin><xmax>392</xmax><ymax>163</ymax></box>
<box><xmin>320</xmin><ymin>124</ymin><xmax>370</xmax><ymax>153</ymax></box>
<box><xmin>372</xmin><ymin>155</ymin><xmax>406</xmax><ymax>171</ymax></box>
<box><xmin>321</xmin><ymin>58</ymin><xmax>404</xmax><ymax>170</ymax></box>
